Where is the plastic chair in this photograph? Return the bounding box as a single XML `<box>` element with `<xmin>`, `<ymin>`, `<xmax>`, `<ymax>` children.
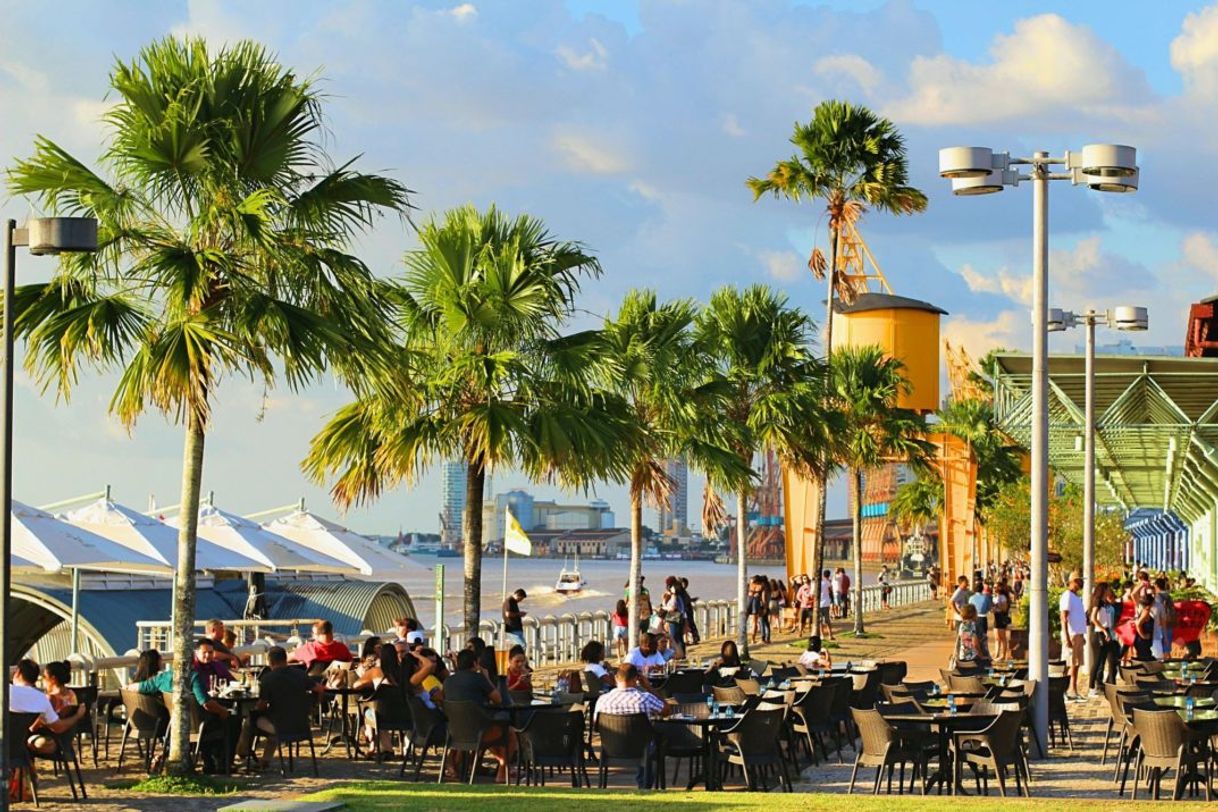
<box><xmin>515</xmin><ymin>707</ymin><xmax>587</xmax><ymax>787</ymax></box>
<box><xmin>114</xmin><ymin>690</ymin><xmax>168</xmax><ymax>773</ymax></box>
<box><xmin>718</xmin><ymin>704</ymin><xmax>793</xmax><ymax>791</ymax></box>
<box><xmin>438</xmin><ymin>700</ymin><xmax>509</xmax><ymax>784</ymax></box>
<box><xmin>67</xmin><ymin>684</ymin><xmax>99</xmax><ymax>768</ymax></box>
<box><xmin>595</xmin><ymin>712</ymin><xmax>658</xmax><ymax>789</ymax></box>
<box><xmin>848</xmin><ymin>707</ymin><xmax>929</xmax><ymax>795</ymax></box>
<box><xmin>951</xmin><ymin>709</ymin><xmax>1031</xmax><ymax>797</ymax></box>
<box><xmin>1131</xmin><ymin>707</ymin><xmax>1211</xmax><ymax>800</ymax></box>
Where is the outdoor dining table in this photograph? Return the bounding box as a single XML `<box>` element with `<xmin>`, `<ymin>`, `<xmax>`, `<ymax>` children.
<box><xmin>322</xmin><ymin>685</ymin><xmax>368</xmax><ymax>758</ymax></box>
<box><xmin>653</xmin><ymin>711</ymin><xmax>739</xmax><ymax>791</ymax></box>
<box><xmin>1179</xmin><ymin>708</ymin><xmax>1218</xmax><ymax>732</ymax></box>
<box><xmin>501</xmin><ymin>700</ymin><xmax>577</xmax><ymax>728</ymax></box>
<box><xmin>1154</xmin><ymin>695</ymin><xmax>1217</xmax><ymax>710</ymax></box>
<box><xmin>885</xmin><ymin>712</ymin><xmax>997</xmax><ymax>795</ymax></box>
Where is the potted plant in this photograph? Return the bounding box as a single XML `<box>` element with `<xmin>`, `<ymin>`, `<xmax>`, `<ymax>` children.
<box><xmin>1008</xmin><ymin>586</ymin><xmax>1063</xmax><ymax>661</ymax></box>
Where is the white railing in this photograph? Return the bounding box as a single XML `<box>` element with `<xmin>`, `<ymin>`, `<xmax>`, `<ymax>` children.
<box><xmin>856</xmin><ymin>578</ymin><xmax>933</xmax><ymax>614</ymax></box>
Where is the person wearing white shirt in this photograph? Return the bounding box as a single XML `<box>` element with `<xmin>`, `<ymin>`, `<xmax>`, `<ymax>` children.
<box><xmin>10</xmin><ymin>658</ymin><xmax>73</xmax><ymax>756</ymax></box>
<box><xmin>798</xmin><ymin>635</ymin><xmax>832</xmax><ymax>670</ymax></box>
<box><xmin>624</xmin><ymin>633</ymin><xmax>667</xmax><ymax>675</ymax></box>
<box><xmin>1058</xmin><ymin>577</ymin><xmax>1088</xmax><ymax>700</ymax></box>
<box><xmin>818</xmin><ymin>570</ymin><xmax>835</xmax><ymax>641</ymax></box>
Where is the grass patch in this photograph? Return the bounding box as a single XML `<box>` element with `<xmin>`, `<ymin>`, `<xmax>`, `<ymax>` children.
<box><xmin>839</xmin><ymin>631</ymin><xmax>880</xmax><ymax>640</ymax></box>
<box><xmin>116</xmin><ymin>774</ymin><xmax>243</xmax><ymax>796</ymax></box>
<box><xmin>301</xmin><ymin>782</ymin><xmax>1216</xmax><ymax>811</ymax></box>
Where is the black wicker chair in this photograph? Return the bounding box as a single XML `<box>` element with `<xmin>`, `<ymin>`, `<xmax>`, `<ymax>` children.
<box><xmin>250</xmin><ymin>689</ymin><xmax>319</xmax><ymax>776</ymax></box>
<box><xmin>951</xmin><ymin>709</ymin><xmax>1031</xmax><ymax>797</ymax></box>
<box><xmin>718</xmin><ymin>703</ymin><xmax>793</xmax><ymax>791</ymax></box>
<box><xmin>848</xmin><ymin>707</ymin><xmax>930</xmax><ymax>795</ymax></box>
<box><xmin>438</xmin><ymin>700</ymin><xmax>509</xmax><ymax>784</ymax></box>
<box><xmin>114</xmin><ymin>690</ymin><xmax>168</xmax><ymax>773</ymax></box>
<box><xmin>1046</xmin><ymin>676</ymin><xmax>1074</xmax><ymax>752</ymax></box>
<box><xmin>595</xmin><ymin>712</ymin><xmax>658</xmax><ymax>789</ymax></box>
<box><xmin>515</xmin><ymin>707</ymin><xmax>588</xmax><ymax>787</ymax></box>
<box><xmin>401</xmin><ymin>693</ymin><xmax>447</xmax><ymax>780</ymax></box>
<box><xmin>1130</xmin><ymin>707</ymin><xmax>1211</xmax><ymax>801</ymax></box>
<box><xmin>8</xmin><ymin>711</ymin><xmax>41</xmax><ymax>805</ymax></box>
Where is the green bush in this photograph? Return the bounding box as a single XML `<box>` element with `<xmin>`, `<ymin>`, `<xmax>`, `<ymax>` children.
<box><xmin>1010</xmin><ymin>585</ymin><xmax>1064</xmax><ymax>637</ymax></box>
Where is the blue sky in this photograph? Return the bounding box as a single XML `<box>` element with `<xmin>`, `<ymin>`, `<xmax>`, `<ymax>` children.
<box><xmin>3</xmin><ymin>0</ymin><xmax>1217</xmax><ymax>535</ymax></box>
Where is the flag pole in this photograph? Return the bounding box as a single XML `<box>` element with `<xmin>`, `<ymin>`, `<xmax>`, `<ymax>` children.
<box><xmin>501</xmin><ymin>506</ymin><xmax>510</xmax><ymax>652</ymax></box>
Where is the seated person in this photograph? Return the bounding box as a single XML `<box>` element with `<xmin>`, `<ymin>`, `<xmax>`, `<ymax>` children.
<box><xmin>192</xmin><ymin>637</ymin><xmax>233</xmax><ymax>689</ymax></box>
<box><xmin>355</xmin><ymin>637</ymin><xmax>383</xmax><ymax>679</ymax></box>
<box><xmin>798</xmin><ymin>635</ymin><xmax>832</xmax><ymax>670</ymax></box>
<box><xmin>409</xmin><ymin>648</ymin><xmax>444</xmax><ymax>708</ymax></box>
<box><xmin>236</xmin><ymin>645</ymin><xmax>324</xmax><ymax>769</ymax></box>
<box><xmin>505</xmin><ymin>645</ymin><xmax>532</xmax><ymax>693</ymax></box>
<box><xmin>443</xmin><ymin>649</ymin><xmax>512</xmax><ymax>781</ymax></box>
<box><xmin>593</xmin><ymin>664</ymin><xmax>672</xmax><ymax>789</ymax></box>
<box><xmin>705</xmin><ymin>640</ymin><xmax>744</xmax><ymax>679</ymax></box>
<box><xmin>11</xmin><ymin>659</ymin><xmax>78</xmax><ymax>756</ymax></box>
<box><xmin>624</xmin><ymin>633</ymin><xmax>666</xmax><ymax>673</ymax></box>
<box><xmin>655</xmin><ymin>635</ymin><xmax>677</xmax><ymax>663</ymax></box>
<box><xmin>289</xmin><ymin>620</ymin><xmax>353</xmax><ymax>670</ymax></box>
<box><xmin>128</xmin><ymin>642</ymin><xmax>237</xmax><ymax>772</ymax></box>
<box><xmin>200</xmin><ymin>618</ymin><xmax>248</xmax><ymax>668</ymax></box>
<box><xmin>42</xmin><ymin>661</ymin><xmax>86</xmax><ymax>727</ymax></box>
<box><xmin>580</xmin><ymin>640</ymin><xmax>614</xmax><ymax>688</ymax></box>
<box><xmin>393</xmin><ymin>617</ymin><xmax>425</xmax><ymax>650</ymax></box>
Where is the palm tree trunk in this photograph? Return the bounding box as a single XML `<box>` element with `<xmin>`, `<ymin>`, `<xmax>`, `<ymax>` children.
<box><xmin>852</xmin><ymin>467</ymin><xmax>865</xmax><ymax>636</ymax></box>
<box><xmin>736</xmin><ymin>487</ymin><xmax>749</xmax><ymax>655</ymax></box>
<box><xmin>809</xmin><ymin>224</ymin><xmax>839</xmax><ymax>633</ymax></box>
<box><xmin>628</xmin><ymin>488</ymin><xmax>643</xmax><ymax>651</ymax></box>
<box><xmin>462</xmin><ymin>457</ymin><xmax>486</xmax><ymax>637</ymax></box>
<box><xmin>167</xmin><ymin>409</ymin><xmax>205</xmax><ymax>774</ymax></box>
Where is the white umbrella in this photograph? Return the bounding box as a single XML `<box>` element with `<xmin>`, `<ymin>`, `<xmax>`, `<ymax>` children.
<box><xmin>264</xmin><ymin>508</ymin><xmax>427</xmax><ymax>580</ymax></box>
<box><xmin>13</xmin><ymin>500</ymin><xmax>171</xmax><ymax>575</ymax></box>
<box><xmin>176</xmin><ymin>505</ymin><xmax>356</xmax><ymax>574</ymax></box>
<box><xmin>65</xmin><ymin>498</ymin><xmax>268</xmax><ymax>573</ymax></box>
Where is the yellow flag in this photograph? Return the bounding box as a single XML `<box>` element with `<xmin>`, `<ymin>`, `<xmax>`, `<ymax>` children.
<box><xmin>505</xmin><ymin>507</ymin><xmax>532</xmax><ymax>556</ymax></box>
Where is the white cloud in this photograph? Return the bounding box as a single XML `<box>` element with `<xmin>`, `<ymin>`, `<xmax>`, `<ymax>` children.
<box><xmin>942</xmin><ymin>311</ymin><xmax>1025</xmax><ymax>357</ymax></box>
<box><xmin>628</xmin><ymin>179</ymin><xmax>661</xmax><ymax>201</ymax></box>
<box><xmin>959</xmin><ymin>262</ymin><xmax>1032</xmax><ymax>305</ymax></box>
<box><xmin>812</xmin><ymin>54</ymin><xmax>882</xmax><ymax>94</ymax></box>
<box><xmin>1171</xmin><ymin>5</ymin><xmax>1218</xmax><ymax>99</ymax></box>
<box><xmin>1181</xmin><ymin>231</ymin><xmax>1218</xmax><ymax>280</ymax></box>
<box><xmin>556</xmin><ymin>37</ymin><xmax>608</xmax><ymax>71</ymax></box>
<box><xmin>888</xmin><ymin>14</ymin><xmax>1152</xmax><ymax>125</ymax></box>
<box><xmin>758</xmin><ymin>249</ymin><xmax>803</xmax><ymax>282</ymax></box>
<box><xmin>448</xmin><ymin>3</ymin><xmax>477</xmax><ymax>22</ymax></box>
<box><xmin>722</xmin><ymin>113</ymin><xmax>745</xmax><ymax>138</ymax></box>
<box><xmin>552</xmin><ymin>131</ymin><xmax>630</xmax><ymax>174</ymax></box>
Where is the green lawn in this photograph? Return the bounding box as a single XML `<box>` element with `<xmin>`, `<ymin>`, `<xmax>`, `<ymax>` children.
<box><xmin>300</xmin><ymin>782</ymin><xmax>1216</xmax><ymax>811</ymax></box>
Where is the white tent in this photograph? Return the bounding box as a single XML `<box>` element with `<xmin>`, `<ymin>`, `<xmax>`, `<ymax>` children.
<box><xmin>176</xmin><ymin>505</ymin><xmax>357</xmax><ymax>574</ymax></box>
<box><xmin>13</xmin><ymin>501</ymin><xmax>171</xmax><ymax>575</ymax></box>
<box><xmin>264</xmin><ymin>508</ymin><xmax>426</xmax><ymax>580</ymax></box>
<box><xmin>65</xmin><ymin>498</ymin><xmax>268</xmax><ymax>573</ymax></box>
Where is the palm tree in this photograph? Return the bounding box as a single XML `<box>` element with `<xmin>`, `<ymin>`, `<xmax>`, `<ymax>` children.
<box><xmin>7</xmin><ymin>37</ymin><xmax>410</xmax><ymax>771</ymax></box>
<box><xmin>601</xmin><ymin>290</ymin><xmax>750</xmax><ymax>650</ymax></box>
<box><xmin>828</xmin><ymin>345</ymin><xmax>932</xmax><ymax>635</ymax></box>
<box><xmin>695</xmin><ymin>285</ymin><xmax>825</xmax><ymax>653</ymax></box>
<box><xmin>891</xmin><ymin>472</ymin><xmax>943</xmax><ymax>538</ymax></box>
<box><xmin>304</xmin><ymin>204</ymin><xmax>635</xmax><ymax>634</ymax></box>
<box><xmin>748</xmin><ymin>100</ymin><xmax>926</xmax><ymax>632</ymax></box>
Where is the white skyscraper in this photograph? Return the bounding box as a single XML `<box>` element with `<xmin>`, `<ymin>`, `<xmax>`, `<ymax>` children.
<box><xmin>440</xmin><ymin>460</ymin><xmax>468</xmax><ymax>548</ymax></box>
<box><xmin>657</xmin><ymin>457</ymin><xmax>689</xmax><ymax>535</ymax></box>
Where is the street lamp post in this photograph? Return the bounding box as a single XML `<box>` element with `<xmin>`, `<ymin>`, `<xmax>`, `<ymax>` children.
<box><xmin>0</xmin><ymin>217</ymin><xmax>97</xmax><ymax>811</ymax></box>
<box><xmin>1048</xmin><ymin>306</ymin><xmax>1148</xmax><ymax>684</ymax></box>
<box><xmin>938</xmin><ymin>144</ymin><xmax>1138</xmax><ymax>755</ymax></box>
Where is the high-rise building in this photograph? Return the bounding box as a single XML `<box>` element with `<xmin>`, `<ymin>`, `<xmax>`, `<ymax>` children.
<box><xmin>440</xmin><ymin>460</ymin><xmax>468</xmax><ymax>548</ymax></box>
<box><xmin>657</xmin><ymin>457</ymin><xmax>689</xmax><ymax>535</ymax></box>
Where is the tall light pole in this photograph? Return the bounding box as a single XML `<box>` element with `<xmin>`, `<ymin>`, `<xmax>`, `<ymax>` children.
<box><xmin>0</xmin><ymin>217</ymin><xmax>97</xmax><ymax>811</ymax></box>
<box><xmin>1048</xmin><ymin>306</ymin><xmax>1147</xmax><ymax>684</ymax></box>
<box><xmin>938</xmin><ymin>144</ymin><xmax>1138</xmax><ymax>754</ymax></box>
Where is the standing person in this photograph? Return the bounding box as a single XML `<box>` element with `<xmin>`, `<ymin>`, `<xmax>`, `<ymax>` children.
<box><xmin>1133</xmin><ymin>593</ymin><xmax>1156</xmax><ymax>661</ymax></box>
<box><xmin>839</xmin><ymin>567</ymin><xmax>852</xmax><ymax>618</ymax></box>
<box><xmin>759</xmin><ymin>577</ymin><xmax>773</xmax><ymax>644</ymax></box>
<box><xmin>662</xmin><ymin>577</ymin><xmax>686</xmax><ymax>659</ymax></box>
<box><xmin>948</xmin><ymin>576</ymin><xmax>972</xmax><ymax>629</ymax></box>
<box><xmin>768</xmin><ymin>578</ymin><xmax>784</xmax><ymax>636</ymax></box>
<box><xmin>991</xmin><ymin>581</ymin><xmax>1012</xmax><ymax>661</ymax></box>
<box><xmin>1088</xmin><ymin>583</ymin><xmax>1120</xmax><ymax>694</ymax></box>
<box><xmin>1059</xmin><ymin>576</ymin><xmax>1087</xmax><ymax>701</ymax></box>
<box><xmin>878</xmin><ymin>565</ymin><xmax>893</xmax><ymax>609</ymax></box>
<box><xmin>625</xmin><ymin>577</ymin><xmax>652</xmax><ymax>636</ymax></box>
<box><xmin>1011</xmin><ymin>570</ymin><xmax>1024</xmax><ymax>602</ymax></box>
<box><xmin>611</xmin><ymin>599</ymin><xmax>629</xmax><ymax>660</ymax></box>
<box><xmin>795</xmin><ymin>575</ymin><xmax>815</xmax><ymax>636</ymax></box>
<box><xmin>968</xmin><ymin>580</ymin><xmax>992</xmax><ymax>659</ymax></box>
<box><xmin>1152</xmin><ymin>577</ymin><xmax>1176</xmax><ymax>659</ymax></box>
<box><xmin>831</xmin><ymin>567</ymin><xmax>845</xmax><ymax>619</ymax></box>
<box><xmin>502</xmin><ymin>588</ymin><xmax>528</xmax><ymax>650</ymax></box>
<box><xmin>819</xmin><ymin>569</ymin><xmax>835</xmax><ymax>641</ymax></box>
<box><xmin>678</xmin><ymin>578</ymin><xmax>700</xmax><ymax>645</ymax></box>
<box><xmin>746</xmin><ymin>576</ymin><xmax>764</xmax><ymax>645</ymax></box>
<box><xmin>954</xmin><ymin>605</ymin><xmax>981</xmax><ymax>666</ymax></box>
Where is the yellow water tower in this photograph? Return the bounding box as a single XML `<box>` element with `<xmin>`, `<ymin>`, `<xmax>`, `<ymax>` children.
<box><xmin>831</xmin><ymin>292</ymin><xmax>946</xmax><ymax>413</ymax></box>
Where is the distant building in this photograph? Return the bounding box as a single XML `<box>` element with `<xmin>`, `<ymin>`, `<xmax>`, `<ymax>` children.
<box><xmin>657</xmin><ymin>457</ymin><xmax>688</xmax><ymax>536</ymax></box>
<box><xmin>1073</xmin><ymin>338</ymin><xmax>1184</xmax><ymax>357</ymax></box>
<box><xmin>440</xmin><ymin>460</ymin><xmax>468</xmax><ymax>547</ymax></box>
<box><xmin>480</xmin><ymin>488</ymin><xmax>614</xmax><ymax>545</ymax></box>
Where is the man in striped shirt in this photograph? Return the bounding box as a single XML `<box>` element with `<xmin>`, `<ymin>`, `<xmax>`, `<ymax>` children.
<box><xmin>594</xmin><ymin>664</ymin><xmax>671</xmax><ymax>788</ymax></box>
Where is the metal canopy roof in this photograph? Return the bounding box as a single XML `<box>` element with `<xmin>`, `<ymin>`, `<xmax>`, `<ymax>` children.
<box><xmin>992</xmin><ymin>353</ymin><xmax>1218</xmax><ymax>523</ymax></box>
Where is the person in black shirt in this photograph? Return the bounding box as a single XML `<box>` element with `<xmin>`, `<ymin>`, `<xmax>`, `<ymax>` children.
<box><xmin>443</xmin><ymin>650</ymin><xmax>501</xmax><ymax>705</ymax></box>
<box><xmin>236</xmin><ymin>646</ymin><xmax>323</xmax><ymax>767</ymax></box>
<box><xmin>502</xmin><ymin>589</ymin><xmax>527</xmax><ymax>649</ymax></box>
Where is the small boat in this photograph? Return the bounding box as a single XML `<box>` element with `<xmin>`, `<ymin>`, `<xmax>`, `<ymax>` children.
<box><xmin>554</xmin><ymin>550</ymin><xmax>586</xmax><ymax>594</ymax></box>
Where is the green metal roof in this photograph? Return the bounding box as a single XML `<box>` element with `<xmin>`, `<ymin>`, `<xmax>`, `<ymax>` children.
<box><xmin>992</xmin><ymin>353</ymin><xmax>1218</xmax><ymax>523</ymax></box>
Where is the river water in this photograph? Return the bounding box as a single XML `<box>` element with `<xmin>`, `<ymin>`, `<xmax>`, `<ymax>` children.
<box><xmin>397</xmin><ymin>554</ymin><xmax>882</xmax><ymax>626</ymax></box>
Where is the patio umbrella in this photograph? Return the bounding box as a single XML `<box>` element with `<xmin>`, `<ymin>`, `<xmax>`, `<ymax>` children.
<box><xmin>176</xmin><ymin>505</ymin><xmax>357</xmax><ymax>574</ymax></box>
<box><xmin>12</xmin><ymin>500</ymin><xmax>172</xmax><ymax>652</ymax></box>
<box><xmin>264</xmin><ymin>507</ymin><xmax>427</xmax><ymax>580</ymax></box>
<box><xmin>65</xmin><ymin>497</ymin><xmax>268</xmax><ymax>573</ymax></box>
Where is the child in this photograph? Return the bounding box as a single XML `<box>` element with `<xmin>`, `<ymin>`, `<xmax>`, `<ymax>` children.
<box><xmin>955</xmin><ymin>603</ymin><xmax>981</xmax><ymax>665</ymax></box>
<box><xmin>612</xmin><ymin>599</ymin><xmax>629</xmax><ymax>659</ymax></box>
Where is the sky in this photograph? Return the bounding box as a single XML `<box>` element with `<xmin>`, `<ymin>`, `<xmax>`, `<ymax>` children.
<box><xmin>3</xmin><ymin>0</ymin><xmax>1218</xmax><ymax>535</ymax></box>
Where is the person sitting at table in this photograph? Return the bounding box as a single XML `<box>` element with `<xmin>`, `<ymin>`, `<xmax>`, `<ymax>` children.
<box><xmin>289</xmin><ymin>620</ymin><xmax>353</xmax><ymax>670</ymax></box>
<box><xmin>393</xmin><ymin>617</ymin><xmax>425</xmax><ymax>651</ymax></box>
<box><xmin>127</xmin><ymin>643</ymin><xmax>237</xmax><ymax>772</ymax></box>
<box><xmin>356</xmin><ymin>637</ymin><xmax>383</xmax><ymax>679</ymax></box>
<box><xmin>351</xmin><ymin>643</ymin><xmax>401</xmax><ymax>757</ymax></box>
<box><xmin>407</xmin><ymin>647</ymin><xmax>445</xmax><ymax>707</ymax></box>
<box><xmin>200</xmin><ymin>619</ymin><xmax>248</xmax><ymax>668</ymax></box>
<box><xmin>12</xmin><ymin>659</ymin><xmax>79</xmax><ymax>757</ymax></box>
<box><xmin>193</xmin><ymin>638</ymin><xmax>234</xmax><ymax>692</ymax></box>
<box><xmin>705</xmin><ymin>640</ymin><xmax>743</xmax><ymax>680</ymax></box>
<box><xmin>443</xmin><ymin>649</ymin><xmax>511</xmax><ymax>781</ymax></box>
<box><xmin>236</xmin><ymin>645</ymin><xmax>324</xmax><ymax>769</ymax></box>
<box><xmin>1133</xmin><ymin>592</ymin><xmax>1157</xmax><ymax>661</ymax></box>
<box><xmin>798</xmin><ymin>635</ymin><xmax>832</xmax><ymax>671</ymax></box>
<box><xmin>655</xmin><ymin>634</ymin><xmax>677</xmax><ymax>664</ymax></box>
<box><xmin>625</xmin><ymin>633</ymin><xmax>666</xmax><ymax>673</ymax></box>
<box><xmin>593</xmin><ymin>664</ymin><xmax>672</xmax><ymax>789</ymax></box>
<box><xmin>505</xmin><ymin>645</ymin><xmax>532</xmax><ymax>693</ymax></box>
<box><xmin>41</xmin><ymin>660</ymin><xmax>86</xmax><ymax>741</ymax></box>
<box><xmin>581</xmin><ymin>640</ymin><xmax>614</xmax><ymax>688</ymax></box>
